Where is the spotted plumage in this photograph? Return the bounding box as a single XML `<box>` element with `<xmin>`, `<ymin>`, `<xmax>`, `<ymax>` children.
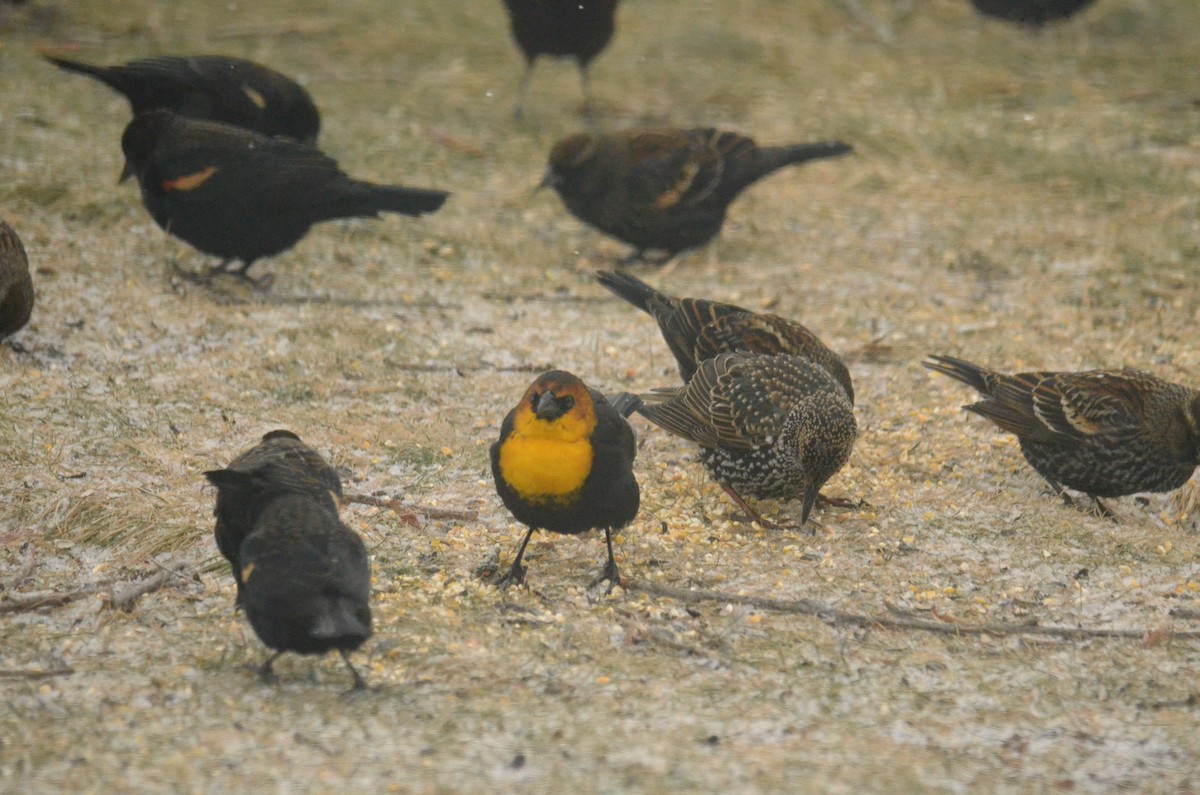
<box><xmin>0</xmin><ymin>221</ymin><xmax>34</xmax><ymax>341</ymax></box>
<box><xmin>924</xmin><ymin>354</ymin><xmax>1200</xmax><ymax>512</ymax></box>
<box><xmin>543</xmin><ymin>128</ymin><xmax>853</xmax><ymax>264</ymax></box>
<box><xmin>490</xmin><ymin>370</ymin><xmax>639</xmax><ymax>587</ymax></box>
<box><xmin>635</xmin><ymin>352</ymin><xmax>857</xmax><ymax>527</ymax></box>
<box><xmin>595</xmin><ymin>269</ymin><xmax>853</xmax><ymax>402</ymax></box>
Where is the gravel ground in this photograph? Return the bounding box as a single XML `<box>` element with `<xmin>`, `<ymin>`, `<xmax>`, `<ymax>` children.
<box><xmin>3</xmin><ymin>0</ymin><xmax>1200</xmax><ymax>792</ymax></box>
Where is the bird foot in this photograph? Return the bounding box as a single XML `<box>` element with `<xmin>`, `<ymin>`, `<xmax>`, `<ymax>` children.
<box><xmin>816</xmin><ymin>494</ymin><xmax>867</xmax><ymax>511</ymax></box>
<box><xmin>5</xmin><ymin>339</ymin><xmax>29</xmax><ymax>354</ymax></box>
<box><xmin>494</xmin><ymin>562</ymin><xmax>527</xmax><ymax>590</ymax></box>
<box><xmin>588</xmin><ymin>561</ymin><xmax>622</xmax><ymax>594</ymax></box>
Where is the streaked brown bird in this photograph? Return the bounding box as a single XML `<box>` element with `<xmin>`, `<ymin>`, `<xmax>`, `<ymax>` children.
<box><xmin>542</xmin><ymin>128</ymin><xmax>852</xmax><ymax>264</ymax></box>
<box><xmin>205</xmin><ymin>430</ymin><xmax>342</xmax><ymax>606</ymax></box>
<box><xmin>120</xmin><ymin>110</ymin><xmax>448</xmax><ymax>283</ymax></box>
<box><xmin>924</xmin><ymin>355</ymin><xmax>1200</xmax><ymax>515</ymax></box>
<box><xmin>970</xmin><ymin>0</ymin><xmax>1098</xmax><ymax>27</ymax></box>
<box><xmin>490</xmin><ymin>370</ymin><xmax>640</xmax><ymax>588</ymax></box>
<box><xmin>633</xmin><ymin>352</ymin><xmax>857</xmax><ymax>528</ymax></box>
<box><xmin>44</xmin><ymin>53</ymin><xmax>321</xmax><ymax>142</ymax></box>
<box><xmin>501</xmin><ymin>0</ymin><xmax>619</xmax><ymax>120</ymax></box>
<box><xmin>0</xmin><ymin>221</ymin><xmax>34</xmax><ymax>342</ymax></box>
<box><xmin>205</xmin><ymin>431</ymin><xmax>370</xmax><ymax>689</ymax></box>
<box><xmin>595</xmin><ymin>269</ymin><xmax>853</xmax><ymax>403</ymax></box>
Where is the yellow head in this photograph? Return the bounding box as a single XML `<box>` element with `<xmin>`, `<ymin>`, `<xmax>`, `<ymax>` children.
<box><xmin>498</xmin><ymin>371</ymin><xmax>597</xmax><ymax>503</ymax></box>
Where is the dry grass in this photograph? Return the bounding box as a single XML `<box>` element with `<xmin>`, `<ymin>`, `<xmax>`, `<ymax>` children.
<box><xmin>3</xmin><ymin>0</ymin><xmax>1200</xmax><ymax>791</ymax></box>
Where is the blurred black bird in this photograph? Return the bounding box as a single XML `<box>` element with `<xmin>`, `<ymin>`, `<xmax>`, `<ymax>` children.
<box><xmin>490</xmin><ymin>370</ymin><xmax>640</xmax><ymax>588</ymax></box>
<box><xmin>543</xmin><ymin>128</ymin><xmax>852</xmax><ymax>264</ymax></box>
<box><xmin>924</xmin><ymin>354</ymin><xmax>1200</xmax><ymax>515</ymax></box>
<box><xmin>120</xmin><ymin>110</ymin><xmax>448</xmax><ymax>284</ymax></box>
<box><xmin>595</xmin><ymin>269</ymin><xmax>853</xmax><ymax>402</ymax></box>
<box><xmin>501</xmin><ymin>0</ymin><xmax>619</xmax><ymax>119</ymax></box>
<box><xmin>44</xmin><ymin>53</ymin><xmax>321</xmax><ymax>142</ymax></box>
<box><xmin>0</xmin><ymin>221</ymin><xmax>34</xmax><ymax>342</ymax></box>
<box><xmin>633</xmin><ymin>352</ymin><xmax>857</xmax><ymax>528</ymax></box>
<box><xmin>206</xmin><ymin>430</ymin><xmax>342</xmax><ymax>606</ymax></box>
<box><xmin>206</xmin><ymin>431</ymin><xmax>370</xmax><ymax>689</ymax></box>
<box><xmin>970</xmin><ymin>0</ymin><xmax>1098</xmax><ymax>27</ymax></box>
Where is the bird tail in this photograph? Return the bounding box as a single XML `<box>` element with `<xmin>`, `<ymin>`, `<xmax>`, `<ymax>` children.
<box><xmin>922</xmin><ymin>354</ymin><xmax>997</xmax><ymax>396</ymax></box>
<box><xmin>43</xmin><ymin>55</ymin><xmax>124</xmax><ymax>91</ymax></box>
<box><xmin>606</xmin><ymin>391</ymin><xmax>644</xmax><ymax>418</ymax></box>
<box><xmin>322</xmin><ymin>182</ymin><xmax>449</xmax><ymax>220</ymax></box>
<box><xmin>309</xmin><ymin>598</ymin><xmax>371</xmax><ymax>645</ymax></box>
<box><xmin>594</xmin><ymin>270</ymin><xmax>668</xmax><ymax>314</ymax></box>
<box><xmin>756</xmin><ymin>140</ymin><xmax>853</xmax><ymax>177</ymax></box>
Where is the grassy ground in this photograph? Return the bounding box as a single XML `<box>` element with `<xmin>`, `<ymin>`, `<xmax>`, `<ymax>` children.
<box><xmin>3</xmin><ymin>0</ymin><xmax>1200</xmax><ymax>791</ymax></box>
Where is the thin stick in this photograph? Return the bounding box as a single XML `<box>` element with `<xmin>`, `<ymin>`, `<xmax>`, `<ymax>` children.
<box><xmin>342</xmin><ymin>493</ymin><xmax>477</xmax><ymax>525</ymax></box>
<box><xmin>622</xmin><ymin>579</ymin><xmax>1200</xmax><ymax>641</ymax></box>
<box><xmin>108</xmin><ymin>563</ymin><xmax>188</xmax><ymax>612</ymax></box>
<box><xmin>0</xmin><ymin>667</ymin><xmax>75</xmax><ymax>680</ymax></box>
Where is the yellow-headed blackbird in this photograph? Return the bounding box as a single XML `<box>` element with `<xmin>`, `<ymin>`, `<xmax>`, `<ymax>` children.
<box><xmin>490</xmin><ymin>370</ymin><xmax>639</xmax><ymax>587</ymax></box>
<box><xmin>0</xmin><ymin>221</ymin><xmax>33</xmax><ymax>341</ymax></box>
<box><xmin>206</xmin><ymin>432</ymin><xmax>369</xmax><ymax>689</ymax></box>
<box><xmin>120</xmin><ymin>110</ymin><xmax>449</xmax><ymax>283</ymax></box>
<box><xmin>205</xmin><ymin>430</ymin><xmax>342</xmax><ymax>605</ymax></box>
<box><xmin>633</xmin><ymin>352</ymin><xmax>857</xmax><ymax>528</ymax></box>
<box><xmin>595</xmin><ymin>269</ymin><xmax>853</xmax><ymax>402</ymax></box>
<box><xmin>44</xmin><ymin>54</ymin><xmax>321</xmax><ymax>143</ymax></box>
<box><xmin>970</xmin><ymin>0</ymin><xmax>1097</xmax><ymax>27</ymax></box>
<box><xmin>924</xmin><ymin>354</ymin><xmax>1200</xmax><ymax>514</ymax></box>
<box><xmin>542</xmin><ymin>128</ymin><xmax>852</xmax><ymax>264</ymax></box>
<box><xmin>501</xmin><ymin>0</ymin><xmax>619</xmax><ymax>119</ymax></box>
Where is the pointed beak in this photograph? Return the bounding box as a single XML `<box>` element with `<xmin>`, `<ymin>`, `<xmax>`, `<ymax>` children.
<box><xmin>118</xmin><ymin>159</ymin><xmax>135</xmax><ymax>184</ymax></box>
<box><xmin>800</xmin><ymin>485</ymin><xmax>820</xmax><ymax>526</ymax></box>
<box><xmin>536</xmin><ymin>166</ymin><xmax>559</xmax><ymax>192</ymax></box>
<box><xmin>534</xmin><ymin>391</ymin><xmax>560</xmax><ymax>419</ymax></box>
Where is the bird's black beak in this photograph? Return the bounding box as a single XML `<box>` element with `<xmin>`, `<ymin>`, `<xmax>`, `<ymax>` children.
<box><xmin>118</xmin><ymin>159</ymin><xmax>135</xmax><ymax>184</ymax></box>
<box><xmin>534</xmin><ymin>391</ymin><xmax>564</xmax><ymax>420</ymax></box>
<box><xmin>800</xmin><ymin>485</ymin><xmax>819</xmax><ymax>526</ymax></box>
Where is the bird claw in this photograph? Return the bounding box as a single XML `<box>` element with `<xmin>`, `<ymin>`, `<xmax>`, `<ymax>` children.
<box><xmin>588</xmin><ymin>561</ymin><xmax>621</xmax><ymax>593</ymax></box>
<box><xmin>494</xmin><ymin>562</ymin><xmax>527</xmax><ymax>590</ymax></box>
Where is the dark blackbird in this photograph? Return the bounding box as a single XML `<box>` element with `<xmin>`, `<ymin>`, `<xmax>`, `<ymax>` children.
<box><xmin>491</xmin><ymin>370</ymin><xmax>639</xmax><ymax>588</ymax></box>
<box><xmin>501</xmin><ymin>0</ymin><xmax>619</xmax><ymax>119</ymax></box>
<box><xmin>634</xmin><ymin>352</ymin><xmax>857</xmax><ymax>528</ymax></box>
<box><xmin>205</xmin><ymin>430</ymin><xmax>342</xmax><ymax>606</ymax></box>
<box><xmin>0</xmin><ymin>221</ymin><xmax>34</xmax><ymax>341</ymax></box>
<box><xmin>595</xmin><ymin>269</ymin><xmax>853</xmax><ymax>402</ymax></box>
<box><xmin>924</xmin><ymin>354</ymin><xmax>1200</xmax><ymax>514</ymax></box>
<box><xmin>206</xmin><ymin>432</ymin><xmax>369</xmax><ymax>689</ymax></box>
<box><xmin>44</xmin><ymin>53</ymin><xmax>321</xmax><ymax>142</ymax></box>
<box><xmin>120</xmin><ymin>110</ymin><xmax>449</xmax><ymax>283</ymax></box>
<box><xmin>542</xmin><ymin>128</ymin><xmax>853</xmax><ymax>264</ymax></box>
<box><xmin>970</xmin><ymin>0</ymin><xmax>1097</xmax><ymax>26</ymax></box>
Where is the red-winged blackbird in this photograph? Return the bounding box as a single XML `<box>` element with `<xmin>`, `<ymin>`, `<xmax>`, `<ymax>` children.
<box><xmin>0</xmin><ymin>221</ymin><xmax>33</xmax><ymax>341</ymax></box>
<box><xmin>501</xmin><ymin>0</ymin><xmax>619</xmax><ymax>119</ymax></box>
<box><xmin>595</xmin><ymin>269</ymin><xmax>853</xmax><ymax>403</ymax></box>
<box><xmin>490</xmin><ymin>370</ymin><xmax>639</xmax><ymax>588</ymax></box>
<box><xmin>632</xmin><ymin>352</ymin><xmax>857</xmax><ymax>528</ymax></box>
<box><xmin>542</xmin><ymin>128</ymin><xmax>852</xmax><ymax>264</ymax></box>
<box><xmin>924</xmin><ymin>355</ymin><xmax>1200</xmax><ymax>515</ymax></box>
<box><xmin>120</xmin><ymin>109</ymin><xmax>449</xmax><ymax>283</ymax></box>
<box><xmin>205</xmin><ymin>430</ymin><xmax>342</xmax><ymax>606</ymax></box>
<box><xmin>45</xmin><ymin>54</ymin><xmax>321</xmax><ymax>142</ymax></box>
<box><xmin>970</xmin><ymin>0</ymin><xmax>1097</xmax><ymax>27</ymax></box>
<box><xmin>206</xmin><ymin>431</ymin><xmax>370</xmax><ymax>689</ymax></box>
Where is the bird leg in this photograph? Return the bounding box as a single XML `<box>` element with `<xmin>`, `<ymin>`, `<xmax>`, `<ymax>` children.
<box><xmin>1044</xmin><ymin>480</ymin><xmax>1116</xmax><ymax>520</ymax></box>
<box><xmin>496</xmin><ymin>527</ymin><xmax>536</xmax><ymax>588</ymax></box>
<box><xmin>513</xmin><ymin>62</ymin><xmax>535</xmax><ymax>121</ymax></box>
<box><xmin>588</xmin><ymin>528</ymin><xmax>622</xmax><ymax>591</ymax></box>
<box><xmin>339</xmin><ymin>649</ymin><xmax>369</xmax><ymax>693</ymax></box>
<box><xmin>258</xmin><ymin>651</ymin><xmax>283</xmax><ymax>683</ymax></box>
<box><xmin>718</xmin><ymin>483</ymin><xmax>783</xmax><ymax>530</ymax></box>
<box><xmin>578</xmin><ymin>63</ymin><xmax>596</xmax><ymax>126</ymax></box>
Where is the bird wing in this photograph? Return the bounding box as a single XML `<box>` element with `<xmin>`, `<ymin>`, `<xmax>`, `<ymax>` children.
<box><xmin>640</xmin><ymin>354</ymin><xmax>772</xmax><ymax>451</ymax></box>
<box><xmin>624</xmin><ymin>128</ymin><xmax>742</xmax><ymax>211</ymax></box>
<box><xmin>1027</xmin><ymin>370</ymin><xmax>1148</xmax><ymax>439</ymax></box>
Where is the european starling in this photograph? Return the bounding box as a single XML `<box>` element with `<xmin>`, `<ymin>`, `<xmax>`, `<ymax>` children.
<box><xmin>206</xmin><ymin>433</ymin><xmax>369</xmax><ymax>689</ymax></box>
<box><xmin>501</xmin><ymin>0</ymin><xmax>619</xmax><ymax>120</ymax></box>
<box><xmin>205</xmin><ymin>429</ymin><xmax>342</xmax><ymax>605</ymax></box>
<box><xmin>924</xmin><ymin>354</ymin><xmax>1200</xmax><ymax>514</ymax></box>
<box><xmin>595</xmin><ymin>269</ymin><xmax>853</xmax><ymax>402</ymax></box>
<box><xmin>44</xmin><ymin>53</ymin><xmax>321</xmax><ymax>142</ymax></box>
<box><xmin>542</xmin><ymin>128</ymin><xmax>852</xmax><ymax>264</ymax></box>
<box><xmin>0</xmin><ymin>221</ymin><xmax>34</xmax><ymax>341</ymax></box>
<box><xmin>969</xmin><ymin>0</ymin><xmax>1098</xmax><ymax>27</ymax></box>
<box><xmin>491</xmin><ymin>370</ymin><xmax>640</xmax><ymax>588</ymax></box>
<box><xmin>633</xmin><ymin>352</ymin><xmax>857</xmax><ymax>528</ymax></box>
<box><xmin>120</xmin><ymin>109</ymin><xmax>449</xmax><ymax>283</ymax></box>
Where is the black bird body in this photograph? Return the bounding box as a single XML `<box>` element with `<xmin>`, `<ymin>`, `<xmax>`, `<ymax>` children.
<box><xmin>924</xmin><ymin>355</ymin><xmax>1200</xmax><ymax>505</ymax></box>
<box><xmin>970</xmin><ymin>0</ymin><xmax>1097</xmax><ymax>26</ymax></box>
<box><xmin>545</xmin><ymin>128</ymin><xmax>852</xmax><ymax>262</ymax></box>
<box><xmin>502</xmin><ymin>0</ymin><xmax>619</xmax><ymax>118</ymax></box>
<box><xmin>45</xmin><ymin>54</ymin><xmax>321</xmax><ymax>142</ymax></box>
<box><xmin>490</xmin><ymin>370</ymin><xmax>639</xmax><ymax>586</ymax></box>
<box><xmin>636</xmin><ymin>352</ymin><xmax>856</xmax><ymax>527</ymax></box>
<box><xmin>596</xmin><ymin>269</ymin><xmax>853</xmax><ymax>402</ymax></box>
<box><xmin>205</xmin><ymin>430</ymin><xmax>342</xmax><ymax>604</ymax></box>
<box><xmin>0</xmin><ymin>221</ymin><xmax>34</xmax><ymax>340</ymax></box>
<box><xmin>120</xmin><ymin>110</ymin><xmax>448</xmax><ymax>279</ymax></box>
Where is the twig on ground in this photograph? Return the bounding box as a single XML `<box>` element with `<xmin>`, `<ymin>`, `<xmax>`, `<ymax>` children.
<box><xmin>108</xmin><ymin>562</ymin><xmax>189</xmax><ymax>612</ymax></box>
<box><xmin>0</xmin><ymin>667</ymin><xmax>75</xmax><ymax>680</ymax></box>
<box><xmin>622</xmin><ymin>579</ymin><xmax>1200</xmax><ymax>641</ymax></box>
<box><xmin>343</xmin><ymin>493</ymin><xmax>478</xmax><ymax>527</ymax></box>
<box><xmin>0</xmin><ymin>586</ymin><xmax>106</xmax><ymax>615</ymax></box>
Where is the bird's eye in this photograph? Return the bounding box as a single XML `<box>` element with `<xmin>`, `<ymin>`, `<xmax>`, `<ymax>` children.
<box><xmin>561</xmin><ymin>396</ymin><xmax>574</xmax><ymax>411</ymax></box>
<box><xmin>530</xmin><ymin>391</ymin><xmax>541</xmax><ymax>408</ymax></box>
